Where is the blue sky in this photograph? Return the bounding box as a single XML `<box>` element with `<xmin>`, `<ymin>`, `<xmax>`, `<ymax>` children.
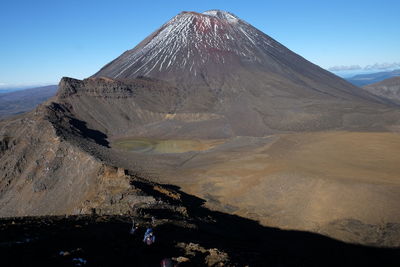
<box><xmin>0</xmin><ymin>0</ymin><xmax>399</xmax><ymax>87</ymax></box>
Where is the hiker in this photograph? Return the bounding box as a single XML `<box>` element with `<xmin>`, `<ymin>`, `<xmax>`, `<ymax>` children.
<box><xmin>160</xmin><ymin>258</ymin><xmax>174</xmax><ymax>267</ymax></box>
<box><xmin>130</xmin><ymin>219</ymin><xmax>138</xmax><ymax>235</ymax></box>
<box><xmin>143</xmin><ymin>228</ymin><xmax>156</xmax><ymax>245</ymax></box>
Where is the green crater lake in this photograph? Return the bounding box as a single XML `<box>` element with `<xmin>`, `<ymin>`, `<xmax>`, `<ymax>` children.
<box><xmin>112</xmin><ymin>138</ymin><xmax>225</xmax><ymax>154</ymax></box>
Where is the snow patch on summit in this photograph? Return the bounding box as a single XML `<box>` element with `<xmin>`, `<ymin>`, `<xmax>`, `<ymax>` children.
<box><xmin>95</xmin><ymin>10</ymin><xmax>283</xmax><ymax>80</ymax></box>
<box><xmin>202</xmin><ymin>10</ymin><xmax>239</xmax><ymax>24</ymax></box>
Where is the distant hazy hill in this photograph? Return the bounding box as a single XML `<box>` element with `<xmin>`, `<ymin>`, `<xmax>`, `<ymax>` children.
<box><xmin>346</xmin><ymin>69</ymin><xmax>400</xmax><ymax>86</ymax></box>
<box><xmin>0</xmin><ymin>85</ymin><xmax>57</xmax><ymax>119</ymax></box>
<box><xmin>363</xmin><ymin>76</ymin><xmax>400</xmax><ymax>105</ymax></box>
<box><xmin>0</xmin><ymin>90</ymin><xmax>15</xmax><ymax>94</ymax></box>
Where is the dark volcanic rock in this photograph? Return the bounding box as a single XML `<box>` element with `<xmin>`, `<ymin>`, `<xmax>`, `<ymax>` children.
<box><xmin>1</xmin><ymin>182</ymin><xmax>400</xmax><ymax>267</ymax></box>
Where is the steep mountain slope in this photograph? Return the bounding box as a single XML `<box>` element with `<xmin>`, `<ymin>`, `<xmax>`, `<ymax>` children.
<box><xmin>93</xmin><ymin>10</ymin><xmax>371</xmax><ymax>101</ymax></box>
<box><xmin>363</xmin><ymin>76</ymin><xmax>400</xmax><ymax>105</ymax></box>
<box><xmin>0</xmin><ymin>85</ymin><xmax>57</xmax><ymax>119</ymax></box>
<box><xmin>91</xmin><ymin>10</ymin><xmax>398</xmax><ymax>137</ymax></box>
<box><xmin>1</xmin><ymin>10</ymin><xmax>400</xmax><ymax>247</ymax></box>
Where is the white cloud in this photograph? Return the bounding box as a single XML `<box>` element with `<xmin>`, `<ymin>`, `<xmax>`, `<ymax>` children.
<box><xmin>328</xmin><ymin>62</ymin><xmax>400</xmax><ymax>72</ymax></box>
<box><xmin>364</xmin><ymin>62</ymin><xmax>400</xmax><ymax>70</ymax></box>
<box><xmin>328</xmin><ymin>65</ymin><xmax>362</xmax><ymax>71</ymax></box>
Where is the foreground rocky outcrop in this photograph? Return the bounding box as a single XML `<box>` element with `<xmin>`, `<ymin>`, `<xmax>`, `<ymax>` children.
<box><xmin>1</xmin><ymin>178</ymin><xmax>400</xmax><ymax>267</ymax></box>
<box><xmin>0</xmin><ymin>98</ymin><xmax>148</xmax><ymax>217</ymax></box>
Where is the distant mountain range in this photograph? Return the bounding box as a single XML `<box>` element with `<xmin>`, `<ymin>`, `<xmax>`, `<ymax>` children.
<box><xmin>0</xmin><ymin>85</ymin><xmax>57</xmax><ymax>119</ymax></box>
<box><xmin>0</xmin><ymin>89</ymin><xmax>17</xmax><ymax>94</ymax></box>
<box><xmin>345</xmin><ymin>69</ymin><xmax>400</xmax><ymax>86</ymax></box>
<box><xmin>363</xmin><ymin>76</ymin><xmax>400</xmax><ymax>105</ymax></box>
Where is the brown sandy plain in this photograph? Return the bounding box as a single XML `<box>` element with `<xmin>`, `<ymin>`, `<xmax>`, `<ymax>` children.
<box><xmin>118</xmin><ymin>131</ymin><xmax>400</xmax><ymax>246</ymax></box>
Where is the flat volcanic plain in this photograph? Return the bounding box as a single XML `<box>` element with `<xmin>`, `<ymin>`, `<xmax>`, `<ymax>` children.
<box><xmin>110</xmin><ymin>131</ymin><xmax>400</xmax><ymax>246</ymax></box>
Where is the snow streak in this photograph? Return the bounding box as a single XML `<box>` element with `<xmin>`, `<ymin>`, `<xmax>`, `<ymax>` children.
<box><xmin>110</xmin><ymin>10</ymin><xmax>281</xmax><ymax>79</ymax></box>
